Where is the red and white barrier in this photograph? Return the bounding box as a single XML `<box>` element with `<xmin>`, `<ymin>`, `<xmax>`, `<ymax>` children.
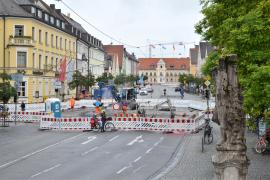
<box><xmin>8</xmin><ymin>111</ymin><xmax>52</xmax><ymax>122</ymax></box>
<box><xmin>40</xmin><ymin>117</ymin><xmax>92</xmax><ymax>130</ymax></box>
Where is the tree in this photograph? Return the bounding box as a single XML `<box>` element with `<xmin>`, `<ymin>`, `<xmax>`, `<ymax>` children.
<box><xmin>0</xmin><ymin>73</ymin><xmax>17</xmax><ymax>104</ymax></box>
<box><xmin>96</xmin><ymin>72</ymin><xmax>114</xmax><ymax>84</ymax></box>
<box><xmin>196</xmin><ymin>0</ymin><xmax>270</xmax><ymax>124</ymax></box>
<box><xmin>114</xmin><ymin>74</ymin><xmax>127</xmax><ymax>86</ymax></box>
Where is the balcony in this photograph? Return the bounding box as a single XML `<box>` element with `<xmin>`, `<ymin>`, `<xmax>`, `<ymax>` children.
<box><xmin>32</xmin><ymin>69</ymin><xmax>44</xmax><ymax>75</ymax></box>
<box><xmin>8</xmin><ymin>36</ymin><xmax>34</xmax><ymax>47</ymax></box>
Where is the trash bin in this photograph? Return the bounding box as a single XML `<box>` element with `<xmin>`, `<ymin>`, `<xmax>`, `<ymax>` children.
<box><xmin>45</xmin><ymin>98</ymin><xmax>61</xmax><ymax>118</ymax></box>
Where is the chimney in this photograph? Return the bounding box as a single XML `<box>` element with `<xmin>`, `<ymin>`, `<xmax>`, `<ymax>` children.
<box><xmin>50</xmin><ymin>4</ymin><xmax>55</xmax><ymax>10</ymax></box>
<box><xmin>56</xmin><ymin>9</ymin><xmax>61</xmax><ymax>14</ymax></box>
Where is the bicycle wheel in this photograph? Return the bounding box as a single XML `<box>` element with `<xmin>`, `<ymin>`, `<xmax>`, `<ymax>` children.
<box><xmin>205</xmin><ymin>133</ymin><xmax>214</xmax><ymax>144</ymax></box>
<box><xmin>201</xmin><ymin>136</ymin><xmax>204</xmax><ymax>152</ymax></box>
<box><xmin>93</xmin><ymin>123</ymin><xmax>101</xmax><ymax>132</ymax></box>
<box><xmin>255</xmin><ymin>141</ymin><xmax>267</xmax><ymax>154</ymax></box>
<box><xmin>105</xmin><ymin>122</ymin><xmax>115</xmax><ymax>132</ymax></box>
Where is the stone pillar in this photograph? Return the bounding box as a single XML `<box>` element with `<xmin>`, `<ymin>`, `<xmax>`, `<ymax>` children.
<box><xmin>212</xmin><ymin>55</ymin><xmax>249</xmax><ymax>180</ymax></box>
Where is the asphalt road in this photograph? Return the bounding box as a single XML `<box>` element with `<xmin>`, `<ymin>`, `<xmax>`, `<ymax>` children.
<box><xmin>0</xmin><ymin>123</ymin><xmax>184</xmax><ymax>180</ymax></box>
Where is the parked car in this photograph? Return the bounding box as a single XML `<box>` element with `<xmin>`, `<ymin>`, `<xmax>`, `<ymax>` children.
<box><xmin>146</xmin><ymin>87</ymin><xmax>154</xmax><ymax>93</ymax></box>
<box><xmin>139</xmin><ymin>89</ymin><xmax>148</xmax><ymax>95</ymax></box>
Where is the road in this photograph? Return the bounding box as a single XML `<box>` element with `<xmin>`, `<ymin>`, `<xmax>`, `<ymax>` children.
<box><xmin>0</xmin><ymin>123</ymin><xmax>185</xmax><ymax>180</ymax></box>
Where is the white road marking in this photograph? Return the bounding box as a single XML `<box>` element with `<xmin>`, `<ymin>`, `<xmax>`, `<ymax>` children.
<box><xmin>31</xmin><ymin>164</ymin><xmax>61</xmax><ymax>178</ymax></box>
<box><xmin>134</xmin><ymin>156</ymin><xmax>142</xmax><ymax>163</ymax></box>
<box><xmin>109</xmin><ymin>135</ymin><xmax>119</xmax><ymax>142</ymax></box>
<box><xmin>0</xmin><ymin>134</ymin><xmax>83</xmax><ymax>169</ymax></box>
<box><xmin>127</xmin><ymin>135</ymin><xmax>143</xmax><ymax>146</ymax></box>
<box><xmin>81</xmin><ymin>146</ymin><xmax>99</xmax><ymax>156</ymax></box>
<box><xmin>154</xmin><ymin>137</ymin><xmax>164</xmax><ymax>147</ymax></box>
<box><xmin>81</xmin><ymin>136</ymin><xmax>97</xmax><ymax>145</ymax></box>
<box><xmin>146</xmin><ymin>147</ymin><xmax>153</xmax><ymax>154</ymax></box>
<box><xmin>116</xmin><ymin>166</ymin><xmax>128</xmax><ymax>174</ymax></box>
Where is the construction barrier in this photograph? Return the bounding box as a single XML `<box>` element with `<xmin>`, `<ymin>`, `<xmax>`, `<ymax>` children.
<box><xmin>40</xmin><ymin>113</ymin><xmax>205</xmax><ymax>133</ymax></box>
<box><xmin>8</xmin><ymin>111</ymin><xmax>52</xmax><ymax>122</ymax></box>
<box><xmin>40</xmin><ymin>117</ymin><xmax>92</xmax><ymax>130</ymax></box>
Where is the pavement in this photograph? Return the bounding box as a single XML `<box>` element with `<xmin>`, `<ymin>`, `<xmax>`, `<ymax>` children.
<box><xmin>161</xmin><ymin>122</ymin><xmax>270</xmax><ymax>180</ymax></box>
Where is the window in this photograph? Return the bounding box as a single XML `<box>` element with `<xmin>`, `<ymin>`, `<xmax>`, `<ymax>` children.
<box><xmin>50</xmin><ymin>16</ymin><xmax>54</xmax><ymax>24</ymax></box>
<box><xmin>56</xmin><ymin>19</ymin><xmax>60</xmax><ymax>27</ymax></box>
<box><xmin>69</xmin><ymin>40</ymin><xmax>71</xmax><ymax>50</ymax></box>
<box><xmin>61</xmin><ymin>22</ymin><xmax>65</xmax><ymax>29</ymax></box>
<box><xmin>39</xmin><ymin>55</ymin><xmax>42</xmax><ymax>69</ymax></box>
<box><xmin>150</xmin><ymin>72</ymin><xmax>152</xmax><ymax>76</ymax></box>
<box><xmin>31</xmin><ymin>7</ymin><xmax>36</xmax><ymax>14</ymax></box>
<box><xmin>15</xmin><ymin>25</ymin><xmax>24</xmax><ymax>36</ymax></box>
<box><xmin>17</xmin><ymin>52</ymin><xmax>27</xmax><ymax>68</ymax></box>
<box><xmin>51</xmin><ymin>57</ymin><xmax>54</xmax><ymax>70</ymax></box>
<box><xmin>45</xmin><ymin>14</ymin><xmax>49</xmax><ymax>22</ymax></box>
<box><xmin>32</xmin><ymin>27</ymin><xmax>35</xmax><ymax>41</ymax></box>
<box><xmin>39</xmin><ymin>29</ymin><xmax>42</xmax><ymax>44</ymax></box>
<box><xmin>45</xmin><ymin>56</ymin><xmax>48</xmax><ymax>69</ymax></box>
<box><xmin>154</xmin><ymin>72</ymin><xmax>156</xmax><ymax>76</ymax></box>
<box><xmin>18</xmin><ymin>82</ymin><xmax>26</xmax><ymax>97</ymax></box>
<box><xmin>73</xmin><ymin>42</ymin><xmax>75</xmax><ymax>52</ymax></box>
<box><xmin>37</xmin><ymin>10</ymin><xmax>42</xmax><ymax>18</ymax></box>
<box><xmin>32</xmin><ymin>53</ymin><xmax>35</xmax><ymax>68</ymax></box>
<box><xmin>65</xmin><ymin>39</ymin><xmax>67</xmax><ymax>50</ymax></box>
<box><xmin>56</xmin><ymin>36</ymin><xmax>58</xmax><ymax>48</ymax></box>
<box><xmin>160</xmin><ymin>72</ymin><xmax>163</xmax><ymax>76</ymax></box>
<box><xmin>51</xmin><ymin>34</ymin><xmax>54</xmax><ymax>47</ymax></box>
<box><xmin>45</xmin><ymin>32</ymin><xmax>48</xmax><ymax>45</ymax></box>
<box><xmin>56</xmin><ymin>58</ymin><xmax>58</xmax><ymax>71</ymax></box>
<box><xmin>60</xmin><ymin>37</ymin><xmax>62</xmax><ymax>49</ymax></box>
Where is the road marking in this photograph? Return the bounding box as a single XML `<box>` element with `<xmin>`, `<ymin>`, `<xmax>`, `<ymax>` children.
<box><xmin>134</xmin><ymin>156</ymin><xmax>142</xmax><ymax>163</ymax></box>
<box><xmin>81</xmin><ymin>136</ymin><xmax>97</xmax><ymax>145</ymax></box>
<box><xmin>127</xmin><ymin>135</ymin><xmax>143</xmax><ymax>146</ymax></box>
<box><xmin>146</xmin><ymin>147</ymin><xmax>153</xmax><ymax>154</ymax></box>
<box><xmin>133</xmin><ymin>165</ymin><xmax>145</xmax><ymax>173</ymax></box>
<box><xmin>116</xmin><ymin>166</ymin><xmax>128</xmax><ymax>174</ymax></box>
<box><xmin>109</xmin><ymin>135</ymin><xmax>119</xmax><ymax>142</ymax></box>
<box><xmin>81</xmin><ymin>146</ymin><xmax>99</xmax><ymax>156</ymax></box>
<box><xmin>0</xmin><ymin>134</ymin><xmax>83</xmax><ymax>169</ymax></box>
<box><xmin>154</xmin><ymin>137</ymin><xmax>164</xmax><ymax>147</ymax></box>
<box><xmin>31</xmin><ymin>164</ymin><xmax>61</xmax><ymax>178</ymax></box>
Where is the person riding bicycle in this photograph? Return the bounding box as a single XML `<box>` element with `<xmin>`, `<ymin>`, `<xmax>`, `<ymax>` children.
<box><xmin>91</xmin><ymin>96</ymin><xmax>104</xmax><ymax>129</ymax></box>
<box><xmin>100</xmin><ymin>109</ymin><xmax>107</xmax><ymax>132</ymax></box>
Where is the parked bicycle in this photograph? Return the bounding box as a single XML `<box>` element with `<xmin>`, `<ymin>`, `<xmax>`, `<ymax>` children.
<box><xmin>90</xmin><ymin>113</ymin><xmax>115</xmax><ymax>132</ymax></box>
<box><xmin>255</xmin><ymin>136</ymin><xmax>269</xmax><ymax>154</ymax></box>
<box><xmin>201</xmin><ymin>118</ymin><xmax>213</xmax><ymax>152</ymax></box>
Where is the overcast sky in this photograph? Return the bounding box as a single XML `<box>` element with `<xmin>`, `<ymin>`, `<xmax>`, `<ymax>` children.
<box><xmin>44</xmin><ymin>0</ymin><xmax>203</xmax><ymax>58</ymax></box>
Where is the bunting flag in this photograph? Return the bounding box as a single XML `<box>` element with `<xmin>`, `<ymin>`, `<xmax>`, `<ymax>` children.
<box><xmin>150</xmin><ymin>44</ymin><xmax>156</xmax><ymax>48</ymax></box>
<box><xmin>173</xmin><ymin>44</ymin><xmax>175</xmax><ymax>51</ymax></box>
<box><xmin>67</xmin><ymin>60</ymin><xmax>75</xmax><ymax>83</ymax></box>
<box><xmin>58</xmin><ymin>56</ymin><xmax>67</xmax><ymax>82</ymax></box>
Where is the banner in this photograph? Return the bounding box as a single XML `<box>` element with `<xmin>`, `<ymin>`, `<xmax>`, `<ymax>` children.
<box><xmin>58</xmin><ymin>57</ymin><xmax>67</xmax><ymax>82</ymax></box>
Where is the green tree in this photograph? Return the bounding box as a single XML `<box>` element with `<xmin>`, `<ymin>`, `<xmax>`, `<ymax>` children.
<box><xmin>196</xmin><ymin>0</ymin><xmax>270</xmax><ymax>124</ymax></box>
<box><xmin>114</xmin><ymin>74</ymin><xmax>127</xmax><ymax>86</ymax></box>
<box><xmin>0</xmin><ymin>73</ymin><xmax>17</xmax><ymax>104</ymax></box>
<box><xmin>96</xmin><ymin>72</ymin><xmax>114</xmax><ymax>84</ymax></box>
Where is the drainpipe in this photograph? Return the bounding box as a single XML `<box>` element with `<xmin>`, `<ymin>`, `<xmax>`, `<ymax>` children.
<box><xmin>3</xmin><ymin>16</ymin><xmax>6</xmax><ymax>73</ymax></box>
<box><xmin>75</xmin><ymin>38</ymin><xmax>78</xmax><ymax>99</ymax></box>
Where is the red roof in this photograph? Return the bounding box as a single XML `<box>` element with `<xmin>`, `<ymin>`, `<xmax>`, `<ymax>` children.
<box><xmin>104</xmin><ymin>45</ymin><xmax>124</xmax><ymax>69</ymax></box>
<box><xmin>138</xmin><ymin>58</ymin><xmax>190</xmax><ymax>71</ymax></box>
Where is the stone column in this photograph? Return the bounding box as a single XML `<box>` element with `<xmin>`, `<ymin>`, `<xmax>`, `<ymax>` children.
<box><xmin>212</xmin><ymin>55</ymin><xmax>249</xmax><ymax>180</ymax></box>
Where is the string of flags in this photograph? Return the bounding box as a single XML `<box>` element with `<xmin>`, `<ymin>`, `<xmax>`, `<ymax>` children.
<box><xmin>149</xmin><ymin>43</ymin><xmax>184</xmax><ymax>51</ymax></box>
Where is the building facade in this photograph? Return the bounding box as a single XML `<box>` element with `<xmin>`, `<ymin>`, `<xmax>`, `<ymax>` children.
<box><xmin>103</xmin><ymin>45</ymin><xmax>138</xmax><ymax>76</ymax></box>
<box><xmin>138</xmin><ymin>58</ymin><xmax>190</xmax><ymax>85</ymax></box>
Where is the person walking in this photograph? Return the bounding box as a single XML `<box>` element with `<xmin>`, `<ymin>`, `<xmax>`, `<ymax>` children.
<box><xmin>20</xmin><ymin>101</ymin><xmax>26</xmax><ymax>111</ymax></box>
<box><xmin>180</xmin><ymin>87</ymin><xmax>185</xmax><ymax>99</ymax></box>
<box><xmin>70</xmin><ymin>97</ymin><xmax>75</xmax><ymax>110</ymax></box>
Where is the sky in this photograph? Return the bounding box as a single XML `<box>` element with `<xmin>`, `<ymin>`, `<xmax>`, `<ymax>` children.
<box><xmin>44</xmin><ymin>0</ymin><xmax>204</xmax><ymax>58</ymax></box>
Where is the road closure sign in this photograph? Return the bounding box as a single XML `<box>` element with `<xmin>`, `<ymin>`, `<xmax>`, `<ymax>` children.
<box><xmin>204</xmin><ymin>80</ymin><xmax>211</xmax><ymax>87</ymax></box>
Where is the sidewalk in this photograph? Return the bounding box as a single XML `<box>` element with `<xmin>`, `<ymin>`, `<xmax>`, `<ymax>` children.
<box><xmin>161</xmin><ymin>123</ymin><xmax>270</xmax><ymax>180</ymax></box>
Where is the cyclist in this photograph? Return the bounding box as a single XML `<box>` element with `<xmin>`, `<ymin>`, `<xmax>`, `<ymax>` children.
<box><xmin>100</xmin><ymin>109</ymin><xmax>107</xmax><ymax>132</ymax></box>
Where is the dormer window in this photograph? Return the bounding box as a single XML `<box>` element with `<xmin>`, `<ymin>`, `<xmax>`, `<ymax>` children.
<box><xmin>61</xmin><ymin>22</ymin><xmax>65</xmax><ymax>29</ymax></box>
<box><xmin>37</xmin><ymin>10</ymin><xmax>42</xmax><ymax>18</ymax></box>
<box><xmin>31</xmin><ymin>7</ymin><xmax>36</xmax><ymax>14</ymax></box>
<box><xmin>50</xmin><ymin>16</ymin><xmax>54</xmax><ymax>24</ymax></box>
<box><xmin>56</xmin><ymin>19</ymin><xmax>60</xmax><ymax>27</ymax></box>
<box><xmin>160</xmin><ymin>66</ymin><xmax>162</xmax><ymax>69</ymax></box>
<box><xmin>71</xmin><ymin>27</ymin><xmax>74</xmax><ymax>33</ymax></box>
<box><xmin>44</xmin><ymin>14</ymin><xmax>49</xmax><ymax>22</ymax></box>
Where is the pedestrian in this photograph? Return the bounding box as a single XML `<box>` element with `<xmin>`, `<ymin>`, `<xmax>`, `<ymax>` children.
<box><xmin>180</xmin><ymin>87</ymin><xmax>184</xmax><ymax>99</ymax></box>
<box><xmin>20</xmin><ymin>101</ymin><xmax>26</xmax><ymax>111</ymax></box>
<box><xmin>100</xmin><ymin>110</ymin><xmax>107</xmax><ymax>132</ymax></box>
<box><xmin>163</xmin><ymin>89</ymin><xmax>166</xmax><ymax>96</ymax></box>
<box><xmin>70</xmin><ymin>97</ymin><xmax>75</xmax><ymax>110</ymax></box>
<box><xmin>93</xmin><ymin>96</ymin><xmax>103</xmax><ymax>115</ymax></box>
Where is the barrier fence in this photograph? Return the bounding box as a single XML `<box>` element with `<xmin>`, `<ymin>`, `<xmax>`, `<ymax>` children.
<box><xmin>39</xmin><ymin>113</ymin><xmax>205</xmax><ymax>133</ymax></box>
<box><xmin>8</xmin><ymin>111</ymin><xmax>52</xmax><ymax>122</ymax></box>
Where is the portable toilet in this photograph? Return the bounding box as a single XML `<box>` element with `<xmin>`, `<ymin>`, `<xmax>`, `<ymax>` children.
<box><xmin>45</xmin><ymin>98</ymin><xmax>61</xmax><ymax>118</ymax></box>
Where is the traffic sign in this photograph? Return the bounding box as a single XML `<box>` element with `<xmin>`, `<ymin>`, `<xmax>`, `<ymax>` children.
<box><xmin>54</xmin><ymin>80</ymin><xmax>62</xmax><ymax>89</ymax></box>
<box><xmin>205</xmin><ymin>80</ymin><xmax>211</xmax><ymax>87</ymax></box>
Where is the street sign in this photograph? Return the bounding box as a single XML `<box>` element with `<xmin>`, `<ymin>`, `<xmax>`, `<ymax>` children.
<box><xmin>205</xmin><ymin>80</ymin><xmax>211</xmax><ymax>87</ymax></box>
<box><xmin>54</xmin><ymin>80</ymin><xmax>62</xmax><ymax>89</ymax></box>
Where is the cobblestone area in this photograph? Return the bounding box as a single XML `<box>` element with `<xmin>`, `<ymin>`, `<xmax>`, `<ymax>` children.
<box><xmin>161</xmin><ymin>123</ymin><xmax>270</xmax><ymax>180</ymax></box>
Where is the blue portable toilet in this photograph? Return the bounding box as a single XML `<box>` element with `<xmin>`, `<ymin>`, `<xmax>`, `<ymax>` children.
<box><xmin>45</xmin><ymin>98</ymin><xmax>62</xmax><ymax>118</ymax></box>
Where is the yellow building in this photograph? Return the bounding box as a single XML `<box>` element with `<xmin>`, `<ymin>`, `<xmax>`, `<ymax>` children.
<box><xmin>0</xmin><ymin>0</ymin><xmax>77</xmax><ymax>103</ymax></box>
